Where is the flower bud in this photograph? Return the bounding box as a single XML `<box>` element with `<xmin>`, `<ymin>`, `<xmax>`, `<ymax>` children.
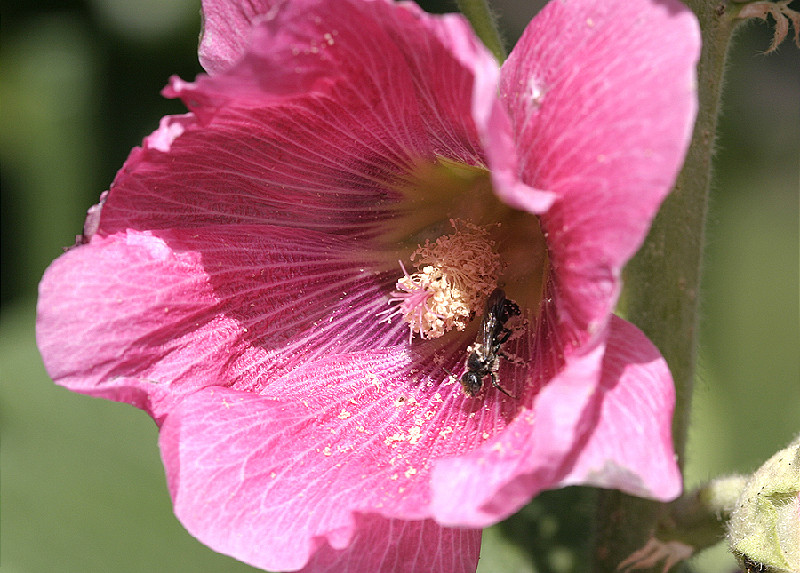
<box><xmin>729</xmin><ymin>436</ymin><xmax>800</xmax><ymax>573</ymax></box>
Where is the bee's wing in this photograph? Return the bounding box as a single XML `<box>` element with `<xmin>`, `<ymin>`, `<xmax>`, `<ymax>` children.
<box><xmin>477</xmin><ymin>311</ymin><xmax>497</xmax><ymax>356</ymax></box>
<box><xmin>478</xmin><ymin>289</ymin><xmax>504</xmax><ymax>356</ymax></box>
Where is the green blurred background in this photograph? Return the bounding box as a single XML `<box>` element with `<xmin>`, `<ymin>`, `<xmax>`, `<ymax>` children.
<box><xmin>1</xmin><ymin>1</ymin><xmax>798</xmax><ymax>571</ymax></box>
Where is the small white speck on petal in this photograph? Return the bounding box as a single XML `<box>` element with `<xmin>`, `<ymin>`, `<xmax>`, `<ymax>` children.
<box><xmin>529</xmin><ymin>77</ymin><xmax>546</xmax><ymax>109</ymax></box>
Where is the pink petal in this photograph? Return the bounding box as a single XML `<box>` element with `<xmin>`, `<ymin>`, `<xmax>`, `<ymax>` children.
<box><xmin>36</xmin><ymin>225</ymin><xmax>406</xmax><ymax>419</ymax></box>
<box><xmin>98</xmin><ymin>0</ymin><xmax>495</xmax><ymax>242</ymax></box>
<box><xmin>431</xmin><ymin>340</ymin><xmax>607</xmax><ymax>527</ymax></box>
<box><xmin>498</xmin><ymin>0</ymin><xmax>700</xmax><ymax>341</ymax></box>
<box><xmin>37</xmin><ymin>231</ymin><xmax>218</xmax><ymax>416</ymax></box>
<box><xmin>471</xmin><ymin>57</ymin><xmax>557</xmax><ymax>215</ymax></box>
<box><xmin>198</xmin><ymin>0</ymin><xmax>274</xmax><ymax>75</ymax></box>
<box><xmin>474</xmin><ymin>91</ymin><xmax>558</xmax><ymax>214</ymax></box>
<box><xmin>301</xmin><ymin>514</ymin><xmax>480</xmax><ymax>573</ymax></box>
<box><xmin>159</xmin><ymin>374</ymin><xmax>487</xmax><ymax>571</ymax></box>
<box><xmin>144</xmin><ymin>113</ymin><xmax>194</xmax><ymax>152</ymax></box>
<box><xmin>431</xmin><ymin>315</ymin><xmax>680</xmax><ymax>526</ymax></box>
<box><xmin>98</xmin><ymin>103</ymin><xmax>405</xmax><ymax>237</ymax></box>
<box><xmin>557</xmin><ymin>315</ymin><xmax>681</xmax><ymax>500</ymax></box>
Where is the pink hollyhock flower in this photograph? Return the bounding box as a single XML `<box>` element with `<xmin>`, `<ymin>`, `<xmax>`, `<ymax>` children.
<box><xmin>37</xmin><ymin>0</ymin><xmax>700</xmax><ymax>571</ymax></box>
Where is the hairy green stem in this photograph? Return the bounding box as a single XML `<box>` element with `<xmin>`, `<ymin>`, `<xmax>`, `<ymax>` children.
<box><xmin>455</xmin><ymin>0</ymin><xmax>507</xmax><ymax>62</ymax></box>
<box><xmin>591</xmin><ymin>2</ymin><xmax>740</xmax><ymax>570</ymax></box>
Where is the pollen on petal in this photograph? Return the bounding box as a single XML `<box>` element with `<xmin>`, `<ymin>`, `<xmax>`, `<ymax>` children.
<box><xmin>384</xmin><ymin>220</ymin><xmax>502</xmax><ymax>341</ymax></box>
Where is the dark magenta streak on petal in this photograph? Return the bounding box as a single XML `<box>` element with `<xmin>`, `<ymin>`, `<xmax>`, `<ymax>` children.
<box><xmin>557</xmin><ymin>315</ymin><xmax>681</xmax><ymax>500</ymax></box>
<box><xmin>499</xmin><ymin>0</ymin><xmax>700</xmax><ymax>346</ymax></box>
<box><xmin>160</xmin><ymin>383</ymin><xmax>483</xmax><ymax>571</ymax></box>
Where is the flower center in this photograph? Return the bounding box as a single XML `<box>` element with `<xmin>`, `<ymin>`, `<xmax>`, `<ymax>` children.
<box><xmin>383</xmin><ymin>157</ymin><xmax>549</xmax><ymax>341</ymax></box>
<box><xmin>388</xmin><ymin>220</ymin><xmax>501</xmax><ymax>340</ymax></box>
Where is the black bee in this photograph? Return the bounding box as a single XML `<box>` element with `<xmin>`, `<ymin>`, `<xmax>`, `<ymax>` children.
<box><xmin>460</xmin><ymin>288</ymin><xmax>520</xmax><ymax>397</ymax></box>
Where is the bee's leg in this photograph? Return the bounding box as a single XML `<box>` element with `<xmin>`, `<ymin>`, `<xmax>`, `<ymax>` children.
<box><xmin>490</xmin><ymin>372</ymin><xmax>516</xmax><ymax>398</ymax></box>
<box><xmin>495</xmin><ymin>327</ymin><xmax>512</xmax><ymax>345</ymax></box>
<box><xmin>441</xmin><ymin>365</ymin><xmax>459</xmax><ymax>386</ymax></box>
